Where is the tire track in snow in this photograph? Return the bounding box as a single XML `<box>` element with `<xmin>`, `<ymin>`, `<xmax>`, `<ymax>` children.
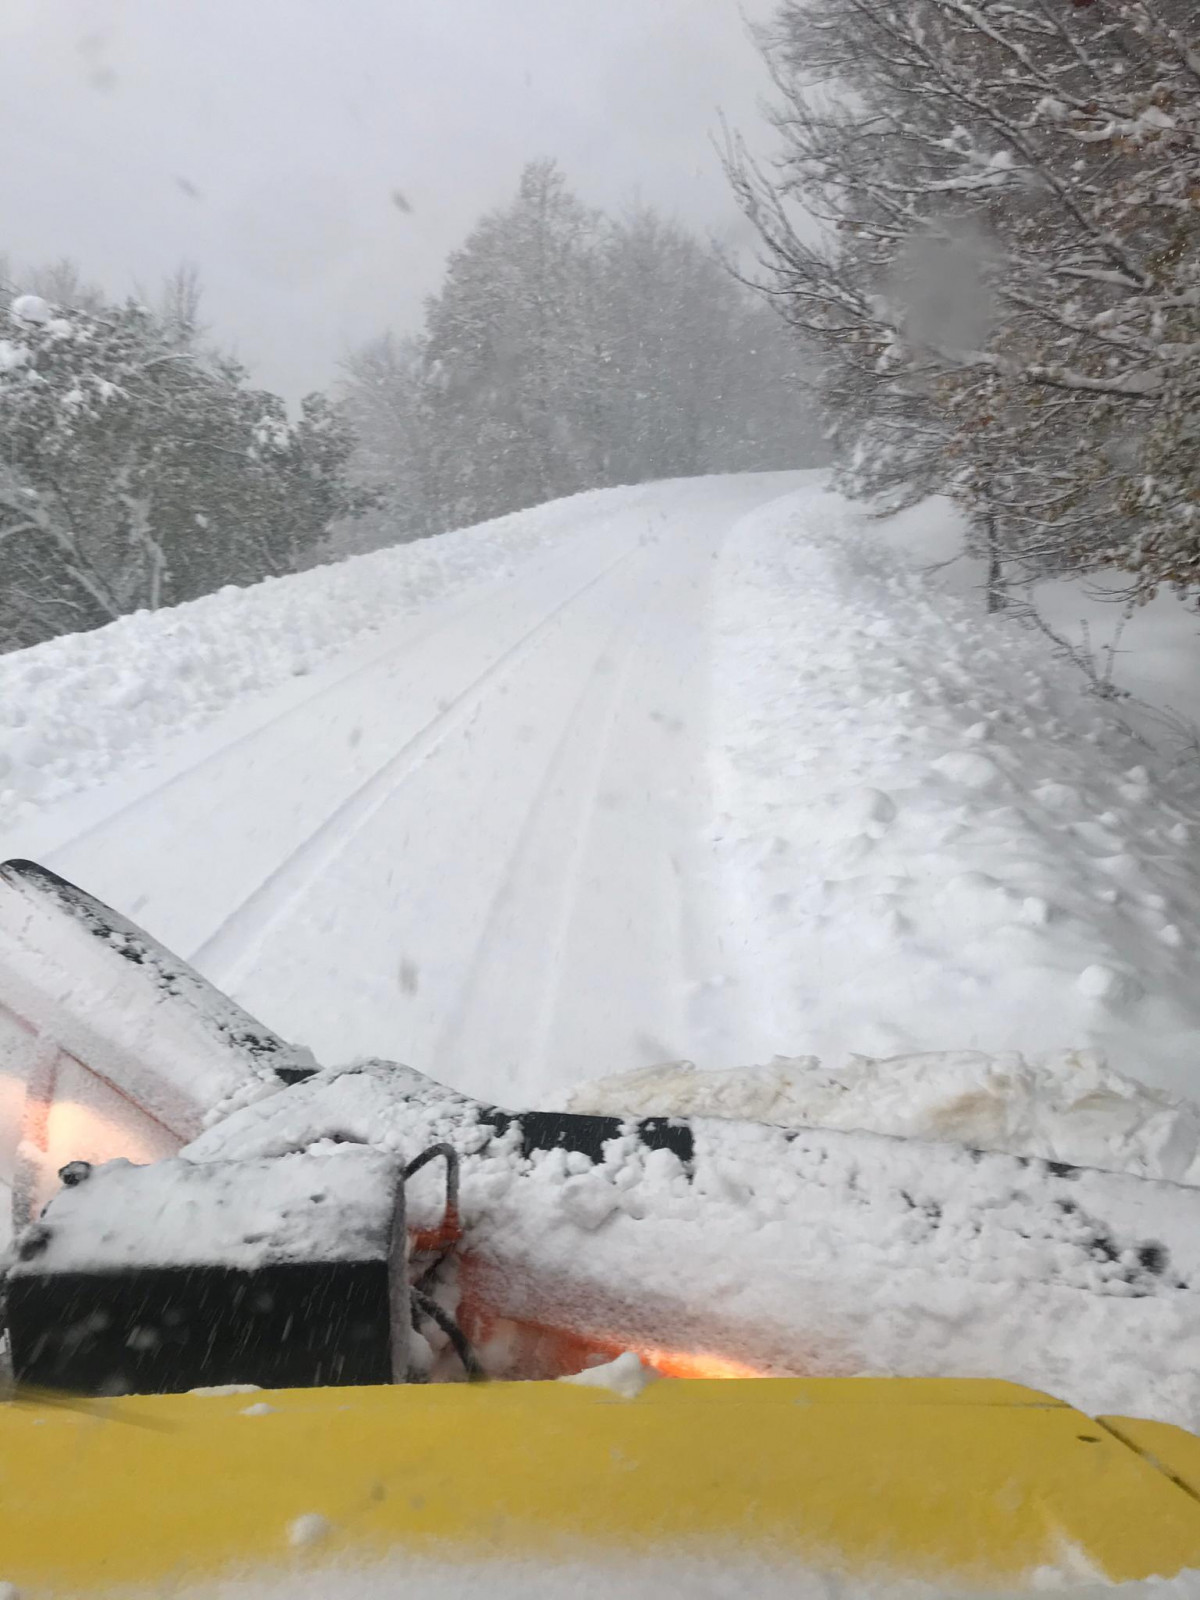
<box><xmin>518</xmin><ymin>621</ymin><xmax>645</xmax><ymax>1095</ymax></box>
<box><xmin>427</xmin><ymin>518</ymin><xmax>729</xmax><ymax>1094</ymax></box>
<box><xmin>516</xmin><ymin>519</ymin><xmax>734</xmax><ymax>1086</ymax></box>
<box><xmin>189</xmin><ymin>540</ymin><xmax>646</xmax><ymax>990</ymax></box>
<box><xmin>428</xmin><ymin>560</ymin><xmax>650</xmax><ymax>1093</ymax></box>
<box><xmin>41</xmin><ymin>560</ymin><xmax>564</xmax><ymax>861</ymax></box>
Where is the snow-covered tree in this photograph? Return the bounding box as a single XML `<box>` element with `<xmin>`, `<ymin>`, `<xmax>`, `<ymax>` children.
<box><xmin>0</xmin><ymin>290</ymin><xmax>362</xmax><ymax>651</ymax></box>
<box><xmin>596</xmin><ymin>209</ymin><xmax>820</xmax><ymax>483</ymax></box>
<box><xmin>729</xmin><ymin>0</ymin><xmax>1200</xmax><ymax>603</ymax></box>
<box><xmin>339</xmin><ymin>165</ymin><xmax>824</xmax><ymax>539</ymax></box>
<box><xmin>329</xmin><ymin>332</ymin><xmax>435</xmax><ymax>556</ymax></box>
<box><xmin>419</xmin><ymin>160</ymin><xmax>601</xmax><ymax>527</ymax></box>
<box><xmin>1</xmin><ymin>294</ymin><xmax>199</xmax><ymax>645</ymax></box>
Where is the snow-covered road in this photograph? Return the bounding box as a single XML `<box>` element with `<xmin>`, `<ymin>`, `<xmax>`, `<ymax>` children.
<box><xmin>4</xmin><ymin>470</ymin><xmax>1200</xmax><ymax>1147</ymax></box>
<box><xmin>3</xmin><ymin>475</ymin><xmax>796</xmax><ymax>1101</ymax></box>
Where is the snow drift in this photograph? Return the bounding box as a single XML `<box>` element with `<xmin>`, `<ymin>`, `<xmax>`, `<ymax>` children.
<box><xmin>0</xmin><ymin>483</ymin><xmax>667</xmax><ymax>832</ymax></box>
<box><xmin>568</xmin><ymin>1050</ymin><xmax>1200</xmax><ymax>1187</ymax></box>
<box><xmin>711</xmin><ymin>486</ymin><xmax>1200</xmax><ymax>1100</ymax></box>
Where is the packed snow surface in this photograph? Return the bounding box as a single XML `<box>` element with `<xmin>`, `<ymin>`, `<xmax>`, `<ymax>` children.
<box><xmin>0</xmin><ymin>474</ymin><xmax>798</xmax><ymax>1098</ymax></box>
<box><xmin>3</xmin><ymin>473</ymin><xmax>1198</xmax><ymax>1115</ymax></box>
<box><xmin>0</xmin><ymin>483</ymin><xmax>671</xmax><ymax>831</ymax></box>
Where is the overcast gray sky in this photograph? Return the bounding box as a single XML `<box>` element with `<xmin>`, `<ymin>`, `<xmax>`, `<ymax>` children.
<box><xmin>1</xmin><ymin>0</ymin><xmax>776</xmax><ymax>399</ymax></box>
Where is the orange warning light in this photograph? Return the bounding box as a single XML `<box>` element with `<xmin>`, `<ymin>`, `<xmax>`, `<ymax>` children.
<box><xmin>635</xmin><ymin>1346</ymin><xmax>765</xmax><ymax>1380</ymax></box>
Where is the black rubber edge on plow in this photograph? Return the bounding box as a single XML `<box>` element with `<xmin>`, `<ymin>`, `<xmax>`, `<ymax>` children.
<box><xmin>477</xmin><ymin>1106</ymin><xmax>694</xmax><ymax>1173</ymax></box>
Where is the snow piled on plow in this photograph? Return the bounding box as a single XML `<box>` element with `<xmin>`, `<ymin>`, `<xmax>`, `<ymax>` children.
<box><xmin>709</xmin><ymin>486</ymin><xmax>1200</xmax><ymax>1101</ymax></box>
<box><xmin>568</xmin><ymin>1050</ymin><xmax>1200</xmax><ymax>1186</ymax></box>
<box><xmin>183</xmin><ymin>1062</ymin><xmax>1200</xmax><ymax>1431</ymax></box>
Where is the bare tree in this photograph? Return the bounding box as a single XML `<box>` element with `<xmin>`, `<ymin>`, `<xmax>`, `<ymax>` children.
<box><xmin>22</xmin><ymin>256</ymin><xmax>106</xmax><ymax>312</ymax></box>
<box><xmin>727</xmin><ymin>0</ymin><xmax>1200</xmax><ymax>604</ymax></box>
<box><xmin>156</xmin><ymin>262</ymin><xmax>205</xmax><ymax>348</ymax></box>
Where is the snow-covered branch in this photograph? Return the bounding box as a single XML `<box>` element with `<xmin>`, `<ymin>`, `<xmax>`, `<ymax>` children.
<box><xmin>729</xmin><ymin>0</ymin><xmax>1200</xmax><ymax>603</ymax></box>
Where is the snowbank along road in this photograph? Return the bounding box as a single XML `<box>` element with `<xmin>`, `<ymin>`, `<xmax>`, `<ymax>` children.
<box><xmin>0</xmin><ymin>475</ymin><xmax>798</xmax><ymax>1104</ymax></box>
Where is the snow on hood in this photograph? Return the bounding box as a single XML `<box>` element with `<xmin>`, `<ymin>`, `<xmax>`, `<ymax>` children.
<box><xmin>54</xmin><ymin>1551</ymin><xmax>1199</xmax><ymax>1600</ymax></box>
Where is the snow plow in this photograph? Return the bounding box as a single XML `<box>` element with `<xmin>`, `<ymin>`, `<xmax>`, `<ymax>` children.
<box><xmin>3</xmin><ymin>858</ymin><xmax>1200</xmax><ymax>1594</ymax></box>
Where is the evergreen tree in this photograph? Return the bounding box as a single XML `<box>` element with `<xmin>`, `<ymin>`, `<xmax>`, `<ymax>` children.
<box><xmin>421</xmin><ymin>160</ymin><xmax>600</xmax><ymax>526</ymax></box>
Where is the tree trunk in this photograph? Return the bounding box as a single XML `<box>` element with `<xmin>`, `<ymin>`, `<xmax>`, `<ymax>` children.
<box><xmin>983</xmin><ymin>502</ymin><xmax>1006</xmax><ymax>614</ymax></box>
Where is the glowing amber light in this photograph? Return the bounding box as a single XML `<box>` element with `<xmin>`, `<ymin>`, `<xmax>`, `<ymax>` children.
<box><xmin>634</xmin><ymin>1346</ymin><xmax>764</xmax><ymax>1380</ymax></box>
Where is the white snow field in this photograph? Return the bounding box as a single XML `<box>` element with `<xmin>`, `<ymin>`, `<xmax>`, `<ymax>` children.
<box><xmin>2</xmin><ymin>471</ymin><xmax>1199</xmax><ymax>1118</ymax></box>
<box><xmin>0</xmin><ymin>482</ymin><xmax>679</xmax><ymax>831</ymax></box>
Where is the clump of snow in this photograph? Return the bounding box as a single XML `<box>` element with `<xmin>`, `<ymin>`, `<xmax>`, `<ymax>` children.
<box><xmin>286</xmin><ymin>1513</ymin><xmax>332</xmax><ymax>1549</ymax></box>
<box><xmin>14</xmin><ymin>1149</ymin><xmax>398</xmax><ymax>1275</ymax></box>
<box><xmin>190</xmin><ymin>1385</ymin><xmax>262</xmax><ymax>1397</ymax></box>
<box><xmin>568</xmin><ymin>1050</ymin><xmax>1200</xmax><ymax>1185</ymax></box>
<box><xmin>559</xmin><ymin>1350</ymin><xmax>653</xmax><ymax>1399</ymax></box>
<box><xmin>0</xmin><ymin>483</ymin><xmax>665</xmax><ymax>834</ymax></box>
<box><xmin>10</xmin><ymin>293</ymin><xmax>51</xmax><ymax>325</ymax></box>
<box><xmin>712</xmin><ymin>487</ymin><xmax>1200</xmax><ymax>1099</ymax></box>
<box><xmin>931</xmin><ymin>750</ymin><xmax>1003</xmax><ymax>790</ymax></box>
<box><xmin>240</xmin><ymin>1401</ymin><xmax>276</xmax><ymax>1416</ymax></box>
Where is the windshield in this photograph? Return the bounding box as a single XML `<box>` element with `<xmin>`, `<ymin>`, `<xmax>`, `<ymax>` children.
<box><xmin>2</xmin><ymin>3</ymin><xmax>1200</xmax><ymax>1596</ymax></box>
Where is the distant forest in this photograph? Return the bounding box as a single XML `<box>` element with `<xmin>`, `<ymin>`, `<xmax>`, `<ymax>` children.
<box><xmin>0</xmin><ymin>163</ymin><xmax>822</xmax><ymax>653</ymax></box>
<box><xmin>7</xmin><ymin>0</ymin><xmax>1196</xmax><ymax>656</ymax></box>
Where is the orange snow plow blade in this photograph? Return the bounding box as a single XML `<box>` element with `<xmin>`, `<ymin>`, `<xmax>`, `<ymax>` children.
<box><xmin>4</xmin><ymin>1377</ymin><xmax>1200</xmax><ymax>1595</ymax></box>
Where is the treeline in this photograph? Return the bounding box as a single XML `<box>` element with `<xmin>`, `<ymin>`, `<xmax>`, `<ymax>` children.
<box><xmin>0</xmin><ymin>261</ymin><xmax>359</xmax><ymax>652</ymax></box>
<box><xmin>1</xmin><ymin>165</ymin><xmax>819</xmax><ymax>652</ymax></box>
<box><xmin>335</xmin><ymin>161</ymin><xmax>821</xmax><ymax>553</ymax></box>
<box><xmin>728</xmin><ymin>0</ymin><xmax>1200</xmax><ymax>610</ymax></box>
